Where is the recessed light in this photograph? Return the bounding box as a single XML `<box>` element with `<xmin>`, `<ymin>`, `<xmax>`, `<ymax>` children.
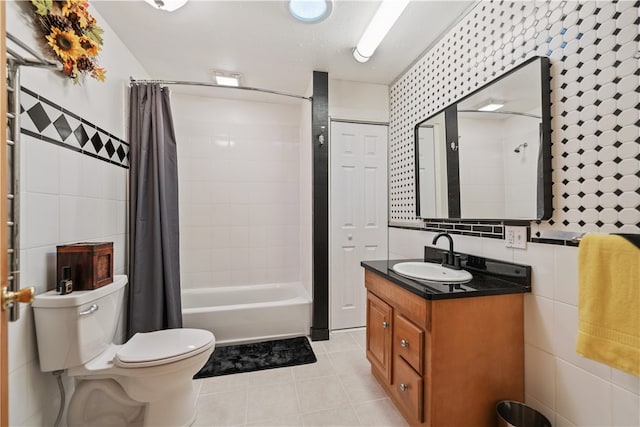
<box><xmin>289</xmin><ymin>0</ymin><xmax>332</xmax><ymax>23</ymax></box>
<box><xmin>215</xmin><ymin>76</ymin><xmax>240</xmax><ymax>87</ymax></box>
<box><xmin>213</xmin><ymin>71</ymin><xmax>242</xmax><ymax>87</ymax></box>
<box><xmin>143</xmin><ymin>0</ymin><xmax>188</xmax><ymax>12</ymax></box>
<box><xmin>478</xmin><ymin>103</ymin><xmax>504</xmax><ymax>112</ymax></box>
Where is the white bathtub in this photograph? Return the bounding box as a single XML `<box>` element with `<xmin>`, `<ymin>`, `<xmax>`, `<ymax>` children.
<box><xmin>181</xmin><ymin>282</ymin><xmax>312</xmax><ymax>345</ymax></box>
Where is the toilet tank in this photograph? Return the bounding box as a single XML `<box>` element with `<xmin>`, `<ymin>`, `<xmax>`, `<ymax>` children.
<box><xmin>32</xmin><ymin>275</ymin><xmax>128</xmax><ymax>372</ymax></box>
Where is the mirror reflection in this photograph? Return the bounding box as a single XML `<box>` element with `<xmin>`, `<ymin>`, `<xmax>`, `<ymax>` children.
<box><xmin>415</xmin><ymin>56</ymin><xmax>551</xmax><ymax>220</ymax></box>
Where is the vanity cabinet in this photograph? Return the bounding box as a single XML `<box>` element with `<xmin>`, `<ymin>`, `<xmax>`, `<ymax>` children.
<box><xmin>365</xmin><ymin>270</ymin><xmax>524</xmax><ymax>427</ymax></box>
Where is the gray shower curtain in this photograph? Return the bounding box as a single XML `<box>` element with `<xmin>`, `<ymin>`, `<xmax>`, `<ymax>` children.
<box><xmin>127</xmin><ymin>84</ymin><xmax>182</xmax><ymax>337</ymax></box>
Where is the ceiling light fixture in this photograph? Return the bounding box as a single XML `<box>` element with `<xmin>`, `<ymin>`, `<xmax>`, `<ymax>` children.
<box><xmin>353</xmin><ymin>0</ymin><xmax>409</xmax><ymax>63</ymax></box>
<box><xmin>289</xmin><ymin>0</ymin><xmax>332</xmax><ymax>23</ymax></box>
<box><xmin>143</xmin><ymin>0</ymin><xmax>188</xmax><ymax>12</ymax></box>
<box><xmin>213</xmin><ymin>71</ymin><xmax>242</xmax><ymax>87</ymax></box>
<box><xmin>478</xmin><ymin>102</ymin><xmax>504</xmax><ymax>112</ymax></box>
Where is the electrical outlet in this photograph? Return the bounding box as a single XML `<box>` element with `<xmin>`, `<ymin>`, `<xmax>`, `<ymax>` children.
<box><xmin>505</xmin><ymin>226</ymin><xmax>527</xmax><ymax>249</ymax></box>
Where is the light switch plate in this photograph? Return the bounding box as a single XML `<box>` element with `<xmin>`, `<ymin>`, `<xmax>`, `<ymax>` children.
<box><xmin>505</xmin><ymin>226</ymin><xmax>527</xmax><ymax>249</ymax></box>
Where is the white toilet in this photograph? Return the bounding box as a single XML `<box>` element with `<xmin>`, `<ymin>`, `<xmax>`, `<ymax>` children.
<box><xmin>32</xmin><ymin>275</ymin><xmax>215</xmax><ymax>427</ymax></box>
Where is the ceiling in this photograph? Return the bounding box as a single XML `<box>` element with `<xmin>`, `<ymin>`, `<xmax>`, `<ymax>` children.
<box><xmin>93</xmin><ymin>0</ymin><xmax>473</xmax><ymax>99</ymax></box>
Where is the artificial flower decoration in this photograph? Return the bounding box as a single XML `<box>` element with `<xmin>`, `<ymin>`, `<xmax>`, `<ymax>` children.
<box><xmin>30</xmin><ymin>0</ymin><xmax>106</xmax><ymax>83</ymax></box>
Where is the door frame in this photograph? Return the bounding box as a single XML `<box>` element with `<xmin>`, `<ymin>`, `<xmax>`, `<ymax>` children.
<box><xmin>1</xmin><ymin>2</ymin><xmax>10</xmax><ymax>425</ymax></box>
<box><xmin>328</xmin><ymin>118</ymin><xmax>389</xmax><ymax>331</ymax></box>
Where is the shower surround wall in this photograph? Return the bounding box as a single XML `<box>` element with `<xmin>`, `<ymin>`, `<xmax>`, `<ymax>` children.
<box><xmin>389</xmin><ymin>1</ymin><xmax>639</xmax><ymax>426</ymax></box>
<box><xmin>172</xmin><ymin>94</ymin><xmax>302</xmax><ymax>290</ymax></box>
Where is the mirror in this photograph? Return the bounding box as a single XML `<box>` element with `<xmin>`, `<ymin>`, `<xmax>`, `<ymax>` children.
<box><xmin>415</xmin><ymin>56</ymin><xmax>551</xmax><ymax>220</ymax></box>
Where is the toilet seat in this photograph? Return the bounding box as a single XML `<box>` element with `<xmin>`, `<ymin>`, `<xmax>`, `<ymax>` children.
<box><xmin>115</xmin><ymin>328</ymin><xmax>214</xmax><ymax>368</ymax></box>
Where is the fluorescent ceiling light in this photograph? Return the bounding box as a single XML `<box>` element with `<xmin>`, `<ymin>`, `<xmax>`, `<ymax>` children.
<box><xmin>289</xmin><ymin>0</ymin><xmax>332</xmax><ymax>23</ymax></box>
<box><xmin>353</xmin><ymin>0</ymin><xmax>410</xmax><ymax>63</ymax></box>
<box><xmin>144</xmin><ymin>0</ymin><xmax>188</xmax><ymax>12</ymax></box>
<box><xmin>478</xmin><ymin>103</ymin><xmax>504</xmax><ymax>112</ymax></box>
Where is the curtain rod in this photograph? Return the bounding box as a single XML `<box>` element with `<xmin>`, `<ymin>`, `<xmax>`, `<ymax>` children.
<box><xmin>129</xmin><ymin>77</ymin><xmax>312</xmax><ymax>102</ymax></box>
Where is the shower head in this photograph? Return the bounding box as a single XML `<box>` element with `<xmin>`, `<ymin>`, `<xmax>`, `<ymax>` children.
<box><xmin>514</xmin><ymin>142</ymin><xmax>528</xmax><ymax>153</ymax></box>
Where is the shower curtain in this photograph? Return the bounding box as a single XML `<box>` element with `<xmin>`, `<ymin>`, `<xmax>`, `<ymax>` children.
<box><xmin>127</xmin><ymin>84</ymin><xmax>182</xmax><ymax>336</ymax></box>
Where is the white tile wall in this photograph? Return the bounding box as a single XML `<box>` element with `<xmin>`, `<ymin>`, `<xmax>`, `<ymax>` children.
<box><xmin>172</xmin><ymin>94</ymin><xmax>303</xmax><ymax>289</ymax></box>
<box><xmin>10</xmin><ymin>135</ymin><xmax>128</xmax><ymax>427</ymax></box>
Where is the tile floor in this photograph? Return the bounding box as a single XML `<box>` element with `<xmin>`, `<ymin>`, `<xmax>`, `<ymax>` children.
<box><xmin>193</xmin><ymin>329</ymin><xmax>408</xmax><ymax>426</ymax></box>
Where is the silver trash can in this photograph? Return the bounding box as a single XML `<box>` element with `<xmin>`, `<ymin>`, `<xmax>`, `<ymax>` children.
<box><xmin>497</xmin><ymin>401</ymin><xmax>552</xmax><ymax>427</ymax></box>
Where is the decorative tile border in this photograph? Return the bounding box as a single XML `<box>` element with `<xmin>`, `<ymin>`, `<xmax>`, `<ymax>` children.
<box><xmin>19</xmin><ymin>87</ymin><xmax>129</xmax><ymax>168</ymax></box>
<box><xmin>389</xmin><ymin>1</ymin><xmax>640</xmax><ymax>234</ymax></box>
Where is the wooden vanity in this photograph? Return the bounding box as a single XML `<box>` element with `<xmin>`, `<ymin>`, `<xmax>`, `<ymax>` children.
<box><xmin>362</xmin><ymin>258</ymin><xmax>529</xmax><ymax>427</ymax></box>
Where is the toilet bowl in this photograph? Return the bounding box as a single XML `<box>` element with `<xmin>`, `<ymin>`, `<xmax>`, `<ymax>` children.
<box><xmin>32</xmin><ymin>275</ymin><xmax>215</xmax><ymax>427</ymax></box>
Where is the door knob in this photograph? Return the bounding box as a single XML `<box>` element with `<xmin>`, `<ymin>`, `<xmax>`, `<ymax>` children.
<box><xmin>2</xmin><ymin>286</ymin><xmax>34</xmax><ymax>311</ymax></box>
<box><xmin>347</xmin><ymin>234</ymin><xmax>353</xmax><ymax>241</ymax></box>
<box><xmin>399</xmin><ymin>383</ymin><xmax>408</xmax><ymax>392</ymax></box>
<box><xmin>382</xmin><ymin>321</ymin><xmax>389</xmax><ymax>329</ymax></box>
<box><xmin>400</xmin><ymin>339</ymin><xmax>409</xmax><ymax>348</ymax></box>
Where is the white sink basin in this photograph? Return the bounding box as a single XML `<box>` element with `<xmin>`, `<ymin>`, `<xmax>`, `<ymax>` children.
<box><xmin>392</xmin><ymin>262</ymin><xmax>472</xmax><ymax>283</ymax></box>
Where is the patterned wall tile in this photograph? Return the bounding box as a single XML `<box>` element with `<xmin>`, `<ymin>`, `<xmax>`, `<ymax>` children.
<box><xmin>19</xmin><ymin>87</ymin><xmax>129</xmax><ymax>168</ymax></box>
<box><xmin>389</xmin><ymin>0</ymin><xmax>639</xmax><ymax>237</ymax></box>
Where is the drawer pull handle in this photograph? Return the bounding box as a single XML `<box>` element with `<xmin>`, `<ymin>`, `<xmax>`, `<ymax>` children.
<box><xmin>79</xmin><ymin>304</ymin><xmax>99</xmax><ymax>316</ymax></box>
<box><xmin>382</xmin><ymin>321</ymin><xmax>389</xmax><ymax>329</ymax></box>
<box><xmin>400</xmin><ymin>339</ymin><xmax>409</xmax><ymax>348</ymax></box>
<box><xmin>399</xmin><ymin>383</ymin><xmax>408</xmax><ymax>392</ymax></box>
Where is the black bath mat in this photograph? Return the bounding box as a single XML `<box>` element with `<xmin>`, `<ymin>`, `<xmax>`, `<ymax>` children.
<box><xmin>194</xmin><ymin>336</ymin><xmax>317</xmax><ymax>379</ymax></box>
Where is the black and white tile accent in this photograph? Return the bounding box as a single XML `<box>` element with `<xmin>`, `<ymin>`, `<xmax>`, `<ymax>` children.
<box><xmin>20</xmin><ymin>87</ymin><xmax>129</xmax><ymax>168</ymax></box>
<box><xmin>389</xmin><ymin>1</ymin><xmax>640</xmax><ymax>236</ymax></box>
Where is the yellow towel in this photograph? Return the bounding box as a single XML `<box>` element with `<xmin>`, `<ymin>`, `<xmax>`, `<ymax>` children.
<box><xmin>576</xmin><ymin>234</ymin><xmax>640</xmax><ymax>377</ymax></box>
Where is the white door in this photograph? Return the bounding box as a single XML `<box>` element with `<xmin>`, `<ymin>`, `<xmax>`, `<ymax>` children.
<box><xmin>330</xmin><ymin>121</ymin><xmax>388</xmax><ymax>330</ymax></box>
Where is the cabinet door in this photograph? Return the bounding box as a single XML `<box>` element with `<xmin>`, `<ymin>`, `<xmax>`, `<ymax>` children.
<box><xmin>366</xmin><ymin>291</ymin><xmax>392</xmax><ymax>383</ymax></box>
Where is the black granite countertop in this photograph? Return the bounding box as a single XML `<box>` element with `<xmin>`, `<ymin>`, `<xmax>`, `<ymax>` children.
<box><xmin>361</xmin><ymin>248</ymin><xmax>531</xmax><ymax>300</ymax></box>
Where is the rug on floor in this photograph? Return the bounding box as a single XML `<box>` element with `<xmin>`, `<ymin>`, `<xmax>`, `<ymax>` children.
<box><xmin>194</xmin><ymin>336</ymin><xmax>317</xmax><ymax>379</ymax></box>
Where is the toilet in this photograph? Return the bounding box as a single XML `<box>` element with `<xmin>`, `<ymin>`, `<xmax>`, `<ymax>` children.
<box><xmin>32</xmin><ymin>275</ymin><xmax>215</xmax><ymax>427</ymax></box>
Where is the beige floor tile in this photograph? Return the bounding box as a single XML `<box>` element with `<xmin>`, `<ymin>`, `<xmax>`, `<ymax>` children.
<box><xmin>323</xmin><ymin>332</ymin><xmax>360</xmax><ymax>353</ymax></box>
<box><xmin>292</xmin><ymin>354</ymin><xmax>336</xmax><ymax>381</ymax></box>
<box><xmin>296</xmin><ymin>375</ymin><xmax>349</xmax><ymax>414</ymax></box>
<box><xmin>353</xmin><ymin>398</ymin><xmax>408</xmax><ymax>427</ymax></box>
<box><xmin>246</xmin><ymin>412</ymin><xmax>303</xmax><ymax>426</ymax></box>
<box><xmin>348</xmin><ymin>328</ymin><xmax>367</xmax><ymax>350</ymax></box>
<box><xmin>245</xmin><ymin>366</ymin><xmax>294</xmax><ymax>386</ymax></box>
<box><xmin>302</xmin><ymin>405</ymin><xmax>361</xmax><ymax>426</ymax></box>
<box><xmin>246</xmin><ymin>382</ymin><xmax>300</xmax><ymax>424</ymax></box>
<box><xmin>328</xmin><ymin>348</ymin><xmax>370</xmax><ymax>376</ymax></box>
<box><xmin>197</xmin><ymin>372</ymin><xmax>249</xmax><ymax>396</ymax></box>
<box><xmin>339</xmin><ymin>372</ymin><xmax>387</xmax><ymax>404</ymax></box>
<box><xmin>194</xmin><ymin>389</ymin><xmax>247</xmax><ymax>426</ymax></box>
<box><xmin>309</xmin><ymin>339</ymin><xmax>327</xmax><ymax>355</ymax></box>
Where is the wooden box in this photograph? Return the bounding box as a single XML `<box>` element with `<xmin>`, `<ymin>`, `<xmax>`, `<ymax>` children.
<box><xmin>56</xmin><ymin>242</ymin><xmax>114</xmax><ymax>291</ymax></box>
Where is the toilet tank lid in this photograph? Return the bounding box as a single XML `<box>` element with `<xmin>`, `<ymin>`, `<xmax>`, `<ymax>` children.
<box><xmin>115</xmin><ymin>328</ymin><xmax>215</xmax><ymax>365</ymax></box>
<box><xmin>32</xmin><ymin>275</ymin><xmax>128</xmax><ymax>308</ymax></box>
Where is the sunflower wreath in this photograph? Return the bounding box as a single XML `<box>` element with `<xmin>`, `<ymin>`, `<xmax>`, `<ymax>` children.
<box><xmin>30</xmin><ymin>0</ymin><xmax>106</xmax><ymax>83</ymax></box>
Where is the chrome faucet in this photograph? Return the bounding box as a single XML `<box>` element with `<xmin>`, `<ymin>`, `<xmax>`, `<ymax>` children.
<box><xmin>432</xmin><ymin>232</ymin><xmax>461</xmax><ymax>269</ymax></box>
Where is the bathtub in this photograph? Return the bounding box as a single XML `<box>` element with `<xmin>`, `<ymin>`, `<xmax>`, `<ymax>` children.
<box><xmin>181</xmin><ymin>282</ymin><xmax>312</xmax><ymax>346</ymax></box>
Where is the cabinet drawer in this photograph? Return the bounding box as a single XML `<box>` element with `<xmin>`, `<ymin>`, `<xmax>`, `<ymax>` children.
<box><xmin>393</xmin><ymin>356</ymin><xmax>423</xmax><ymax>422</ymax></box>
<box><xmin>395</xmin><ymin>314</ymin><xmax>424</xmax><ymax>374</ymax></box>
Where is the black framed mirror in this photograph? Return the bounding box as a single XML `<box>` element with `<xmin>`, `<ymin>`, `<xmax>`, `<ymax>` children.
<box><xmin>414</xmin><ymin>56</ymin><xmax>552</xmax><ymax>221</ymax></box>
